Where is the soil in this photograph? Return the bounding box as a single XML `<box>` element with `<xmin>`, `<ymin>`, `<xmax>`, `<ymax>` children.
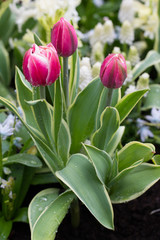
<box><xmin>9</xmin><ymin>180</ymin><xmax>160</xmax><ymax>240</ymax></box>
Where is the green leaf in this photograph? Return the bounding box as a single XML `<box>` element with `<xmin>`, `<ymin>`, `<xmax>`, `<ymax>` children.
<box><xmin>68</xmin><ymin>77</ymin><xmax>103</xmax><ymax>153</ymax></box>
<box><xmin>15</xmin><ymin>67</ymin><xmax>39</xmax><ymax>129</ymax></box>
<box><xmin>142</xmin><ymin>84</ymin><xmax>160</xmax><ymax>110</ymax></box>
<box><xmin>109</xmin><ymin>163</ymin><xmax>160</xmax><ymax>203</ymax></box>
<box><xmin>27</xmin><ymin>99</ymin><xmax>54</xmax><ymax>148</ymax></box>
<box><xmin>53</xmin><ymin>78</ymin><xmax>63</xmax><ymax>147</ymax></box>
<box><xmin>56</xmin><ymin>154</ymin><xmax>114</xmax><ymax>229</ymax></box>
<box><xmin>0</xmin><ymin>41</ymin><xmax>10</xmax><ymax>86</ymax></box>
<box><xmin>118</xmin><ymin>141</ymin><xmax>155</xmax><ymax>172</ymax></box>
<box><xmin>0</xmin><ymin>96</ymin><xmax>63</xmax><ymax>172</ymax></box>
<box><xmin>0</xmin><ymin>216</ymin><xmax>12</xmax><ymax>240</ymax></box>
<box><xmin>152</xmin><ymin>155</ymin><xmax>160</xmax><ymax>165</ymax></box>
<box><xmin>92</xmin><ymin>107</ymin><xmax>120</xmax><ymax>151</ymax></box>
<box><xmin>13</xmin><ymin>208</ymin><xmax>28</xmax><ymax>223</ymax></box>
<box><xmin>132</xmin><ymin>50</ymin><xmax>160</xmax><ymax>81</ymax></box>
<box><xmin>69</xmin><ymin>50</ymin><xmax>80</xmax><ymax>103</ymax></box>
<box><xmin>115</xmin><ymin>89</ymin><xmax>148</xmax><ymax>123</ymax></box>
<box><xmin>96</xmin><ymin>88</ymin><xmax>121</xmax><ymax>129</ymax></box>
<box><xmin>29</xmin><ymin>189</ymin><xmax>74</xmax><ymax>240</ymax></box>
<box><xmin>0</xmin><ymin>7</ymin><xmax>16</xmax><ymax>44</ymax></box>
<box><xmin>31</xmin><ymin>172</ymin><xmax>58</xmax><ymax>185</ymax></box>
<box><xmin>106</xmin><ymin>126</ymin><xmax>125</xmax><ymax>156</ymax></box>
<box><xmin>3</xmin><ymin>153</ymin><xmax>42</xmax><ymax>168</ymax></box>
<box><xmin>34</xmin><ymin>33</ymin><xmax>44</xmax><ymax>46</ymax></box>
<box><xmin>83</xmin><ymin>144</ymin><xmax>112</xmax><ymax>184</ymax></box>
<box><xmin>57</xmin><ymin>120</ymin><xmax>71</xmax><ymax>165</ymax></box>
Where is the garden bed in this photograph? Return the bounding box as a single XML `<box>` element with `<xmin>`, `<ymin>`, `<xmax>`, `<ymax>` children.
<box><xmin>9</xmin><ymin>180</ymin><xmax>160</xmax><ymax>240</ymax></box>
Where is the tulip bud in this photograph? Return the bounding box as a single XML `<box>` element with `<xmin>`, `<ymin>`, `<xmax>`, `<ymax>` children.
<box><xmin>100</xmin><ymin>53</ymin><xmax>127</xmax><ymax>89</ymax></box>
<box><xmin>51</xmin><ymin>17</ymin><xmax>78</xmax><ymax>57</ymax></box>
<box><xmin>22</xmin><ymin>43</ymin><xmax>61</xmax><ymax>86</ymax></box>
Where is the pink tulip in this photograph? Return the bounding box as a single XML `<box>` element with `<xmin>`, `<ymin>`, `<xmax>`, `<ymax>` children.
<box><xmin>51</xmin><ymin>17</ymin><xmax>78</xmax><ymax>57</ymax></box>
<box><xmin>100</xmin><ymin>53</ymin><xmax>127</xmax><ymax>89</ymax></box>
<box><xmin>22</xmin><ymin>43</ymin><xmax>61</xmax><ymax>86</ymax></box>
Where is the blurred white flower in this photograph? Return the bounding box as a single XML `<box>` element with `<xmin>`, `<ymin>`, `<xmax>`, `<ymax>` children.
<box><xmin>79</xmin><ymin>57</ymin><xmax>92</xmax><ymax>90</ymax></box>
<box><xmin>137</xmin><ymin>118</ymin><xmax>153</xmax><ymax>142</ymax></box>
<box><xmin>118</xmin><ymin>0</ymin><xmax>136</xmax><ymax>23</ymax></box>
<box><xmin>101</xmin><ymin>19</ymin><xmax>115</xmax><ymax>44</ymax></box>
<box><xmin>128</xmin><ymin>46</ymin><xmax>140</xmax><ymax>66</ymax></box>
<box><xmin>119</xmin><ymin>21</ymin><xmax>134</xmax><ymax>45</ymax></box>
<box><xmin>90</xmin><ymin>41</ymin><xmax>104</xmax><ymax>65</ymax></box>
<box><xmin>0</xmin><ymin>115</ymin><xmax>15</xmax><ymax>139</ymax></box>
<box><xmin>93</xmin><ymin>0</ymin><xmax>104</xmax><ymax>7</ymax></box>
<box><xmin>123</xmin><ymin>61</ymin><xmax>133</xmax><ymax>85</ymax></box>
<box><xmin>112</xmin><ymin>46</ymin><xmax>121</xmax><ymax>54</ymax></box>
<box><xmin>92</xmin><ymin>62</ymin><xmax>101</xmax><ymax>78</ymax></box>
<box><xmin>10</xmin><ymin>0</ymin><xmax>81</xmax><ymax>32</ymax></box>
<box><xmin>125</xmin><ymin>85</ymin><xmax>136</xmax><ymax>95</ymax></box>
<box><xmin>141</xmin><ymin>14</ymin><xmax>158</xmax><ymax>40</ymax></box>
<box><xmin>89</xmin><ymin>23</ymin><xmax>104</xmax><ymax>46</ymax></box>
<box><xmin>145</xmin><ymin>108</ymin><xmax>160</xmax><ymax>123</ymax></box>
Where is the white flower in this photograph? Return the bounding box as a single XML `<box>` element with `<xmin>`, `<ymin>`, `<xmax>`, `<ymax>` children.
<box><xmin>145</xmin><ymin>108</ymin><xmax>160</xmax><ymax>123</ymax></box>
<box><xmin>128</xmin><ymin>46</ymin><xmax>140</xmax><ymax>66</ymax></box>
<box><xmin>89</xmin><ymin>23</ymin><xmax>104</xmax><ymax>46</ymax></box>
<box><xmin>119</xmin><ymin>21</ymin><xmax>134</xmax><ymax>45</ymax></box>
<box><xmin>137</xmin><ymin>126</ymin><xmax>154</xmax><ymax>142</ymax></box>
<box><xmin>0</xmin><ymin>178</ymin><xmax>8</xmax><ymax>189</ymax></box>
<box><xmin>125</xmin><ymin>85</ymin><xmax>136</xmax><ymax>95</ymax></box>
<box><xmin>93</xmin><ymin>0</ymin><xmax>104</xmax><ymax>7</ymax></box>
<box><xmin>90</xmin><ymin>41</ymin><xmax>104</xmax><ymax>64</ymax></box>
<box><xmin>112</xmin><ymin>46</ymin><xmax>121</xmax><ymax>54</ymax></box>
<box><xmin>79</xmin><ymin>57</ymin><xmax>92</xmax><ymax>90</ymax></box>
<box><xmin>136</xmin><ymin>118</ymin><xmax>154</xmax><ymax>142</ymax></box>
<box><xmin>0</xmin><ymin>114</ymin><xmax>15</xmax><ymax>139</ymax></box>
<box><xmin>124</xmin><ymin>61</ymin><xmax>133</xmax><ymax>85</ymax></box>
<box><xmin>118</xmin><ymin>0</ymin><xmax>136</xmax><ymax>23</ymax></box>
<box><xmin>101</xmin><ymin>19</ymin><xmax>115</xmax><ymax>44</ymax></box>
<box><xmin>92</xmin><ymin>62</ymin><xmax>101</xmax><ymax>78</ymax></box>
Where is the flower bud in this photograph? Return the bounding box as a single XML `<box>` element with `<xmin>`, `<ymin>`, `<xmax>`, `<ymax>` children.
<box><xmin>100</xmin><ymin>53</ymin><xmax>127</xmax><ymax>89</ymax></box>
<box><xmin>51</xmin><ymin>17</ymin><xmax>78</xmax><ymax>57</ymax></box>
<box><xmin>22</xmin><ymin>43</ymin><xmax>61</xmax><ymax>86</ymax></box>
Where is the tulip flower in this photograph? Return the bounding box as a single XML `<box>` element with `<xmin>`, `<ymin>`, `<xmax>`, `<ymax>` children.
<box><xmin>22</xmin><ymin>43</ymin><xmax>61</xmax><ymax>87</ymax></box>
<box><xmin>51</xmin><ymin>17</ymin><xmax>78</xmax><ymax>57</ymax></box>
<box><xmin>100</xmin><ymin>53</ymin><xmax>127</xmax><ymax>89</ymax></box>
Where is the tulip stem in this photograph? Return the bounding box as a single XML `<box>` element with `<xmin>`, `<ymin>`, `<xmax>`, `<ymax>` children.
<box><xmin>39</xmin><ymin>86</ymin><xmax>46</xmax><ymax>99</ymax></box>
<box><xmin>106</xmin><ymin>88</ymin><xmax>113</xmax><ymax>107</ymax></box>
<box><xmin>63</xmin><ymin>57</ymin><xmax>69</xmax><ymax>108</ymax></box>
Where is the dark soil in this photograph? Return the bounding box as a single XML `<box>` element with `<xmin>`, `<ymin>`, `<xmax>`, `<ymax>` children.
<box><xmin>9</xmin><ymin>180</ymin><xmax>160</xmax><ymax>240</ymax></box>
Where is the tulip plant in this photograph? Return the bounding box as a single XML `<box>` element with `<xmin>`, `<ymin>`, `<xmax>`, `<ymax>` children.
<box><xmin>1</xmin><ymin>17</ymin><xmax>160</xmax><ymax>240</ymax></box>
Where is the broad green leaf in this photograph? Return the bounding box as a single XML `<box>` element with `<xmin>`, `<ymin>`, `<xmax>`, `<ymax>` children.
<box><xmin>0</xmin><ymin>82</ymin><xmax>15</xmax><ymax>103</ymax></box>
<box><xmin>106</xmin><ymin>126</ymin><xmax>125</xmax><ymax>156</ymax></box>
<box><xmin>132</xmin><ymin>50</ymin><xmax>160</xmax><ymax>81</ymax></box>
<box><xmin>83</xmin><ymin>144</ymin><xmax>112</xmax><ymax>184</ymax></box>
<box><xmin>57</xmin><ymin>120</ymin><xmax>71</xmax><ymax>165</ymax></box>
<box><xmin>142</xmin><ymin>84</ymin><xmax>160</xmax><ymax>110</ymax></box>
<box><xmin>96</xmin><ymin>88</ymin><xmax>121</xmax><ymax>129</ymax></box>
<box><xmin>15</xmin><ymin>67</ymin><xmax>39</xmax><ymax>129</ymax></box>
<box><xmin>53</xmin><ymin>78</ymin><xmax>63</xmax><ymax>147</ymax></box>
<box><xmin>115</xmin><ymin>89</ymin><xmax>148</xmax><ymax>123</ymax></box>
<box><xmin>0</xmin><ymin>7</ymin><xmax>16</xmax><ymax>44</ymax></box>
<box><xmin>0</xmin><ymin>216</ymin><xmax>12</xmax><ymax>240</ymax></box>
<box><xmin>109</xmin><ymin>163</ymin><xmax>160</xmax><ymax>203</ymax></box>
<box><xmin>0</xmin><ymin>96</ymin><xmax>63</xmax><ymax>172</ymax></box>
<box><xmin>118</xmin><ymin>141</ymin><xmax>155</xmax><ymax>172</ymax></box>
<box><xmin>29</xmin><ymin>189</ymin><xmax>74</xmax><ymax>240</ymax></box>
<box><xmin>27</xmin><ymin>99</ymin><xmax>54</xmax><ymax>148</ymax></box>
<box><xmin>0</xmin><ymin>41</ymin><xmax>10</xmax><ymax>86</ymax></box>
<box><xmin>29</xmin><ymin>188</ymin><xmax>59</xmax><ymax>231</ymax></box>
<box><xmin>3</xmin><ymin>153</ymin><xmax>42</xmax><ymax>168</ymax></box>
<box><xmin>69</xmin><ymin>50</ymin><xmax>80</xmax><ymax>103</ymax></box>
<box><xmin>68</xmin><ymin>77</ymin><xmax>103</xmax><ymax>153</ymax></box>
<box><xmin>56</xmin><ymin>154</ymin><xmax>114</xmax><ymax>229</ymax></box>
<box><xmin>13</xmin><ymin>208</ymin><xmax>28</xmax><ymax>223</ymax></box>
<box><xmin>92</xmin><ymin>107</ymin><xmax>120</xmax><ymax>151</ymax></box>
<box><xmin>31</xmin><ymin>172</ymin><xmax>58</xmax><ymax>185</ymax></box>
